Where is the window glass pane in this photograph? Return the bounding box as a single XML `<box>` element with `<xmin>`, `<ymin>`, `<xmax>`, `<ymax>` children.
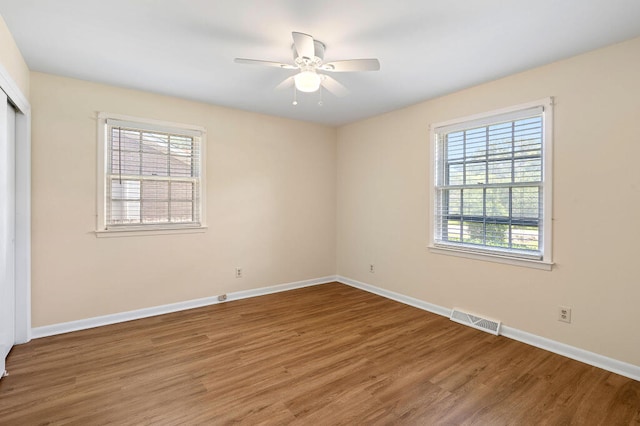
<box><xmin>511</xmin><ymin>225</ymin><xmax>539</xmax><ymax>250</ymax></box>
<box><xmin>111</xmin><ymin>180</ymin><xmax>140</xmax><ymax>200</ymax></box>
<box><xmin>486</xmin><ymin>223</ymin><xmax>509</xmax><ymax>247</ymax></box>
<box><xmin>514</xmin><ymin>158</ymin><xmax>541</xmax><ymax>182</ymax></box>
<box><xmin>512</xmin><ymin>187</ymin><xmax>539</xmax><ymax>219</ymax></box>
<box><xmin>170</xmin><ymin>155</ymin><xmax>193</xmax><ymax>177</ymax></box>
<box><xmin>111</xmin><ymin>149</ymin><xmax>141</xmax><ymax>175</ymax></box>
<box><xmin>445</xmin><ymin>219</ymin><xmax>461</xmax><ymax>242</ymax></box>
<box><xmin>110</xmin><ymin>200</ymin><xmax>140</xmax><ymax>224</ymax></box>
<box><xmin>111</xmin><ymin>129</ymin><xmax>140</xmax><ymax>152</ymax></box>
<box><xmin>171</xmin><ymin>182</ymin><xmax>194</xmax><ymax>200</ymax></box>
<box><xmin>110</xmin><ymin>150</ymin><xmax>120</xmax><ymax>174</ymax></box>
<box><xmin>448</xmin><ymin>163</ymin><xmax>463</xmax><ymax>185</ymax></box>
<box><xmin>465</xmin><ymin>128</ymin><xmax>486</xmax><ymax>161</ymax></box>
<box><xmin>142</xmin><ymin>181</ymin><xmax>169</xmax><ymax>200</ymax></box>
<box><xmin>141</xmin><ymin>132</ymin><xmax>169</xmax><ymax>153</ymax></box>
<box><xmin>514</xmin><ymin>138</ymin><xmax>541</xmax><ymax>157</ymax></box>
<box><xmin>486</xmin><ymin>187</ymin><xmax>509</xmax><ymax>217</ymax></box>
<box><xmin>447</xmin><ymin>132</ymin><xmax>464</xmax><ymax>161</ymax></box>
<box><xmin>514</xmin><ymin>117</ymin><xmax>542</xmax><ymax>155</ymax></box>
<box><xmin>462</xmin><ymin>221</ymin><xmax>484</xmax><ymax>245</ymax></box>
<box><xmin>170</xmin><ymin>135</ymin><xmax>194</xmax><ymax>153</ymax></box>
<box><xmin>463</xmin><ymin>188</ymin><xmax>483</xmax><ymax>216</ymax></box>
<box><xmin>447</xmin><ymin>189</ymin><xmax>461</xmax><ymax>215</ymax></box>
<box><xmin>465</xmin><ymin>162</ymin><xmax>485</xmax><ymax>184</ymax></box>
<box><xmin>142</xmin><ymin>201</ymin><xmax>169</xmax><ymax>223</ymax></box>
<box><xmin>141</xmin><ymin>152</ymin><xmax>169</xmax><ymax>176</ymax></box>
<box><xmin>171</xmin><ymin>201</ymin><xmax>193</xmax><ymax>222</ymax></box>
<box><xmin>488</xmin><ymin>122</ymin><xmax>512</xmax><ymax>160</ymax></box>
<box><xmin>121</xmin><ymin>151</ymin><xmax>142</xmax><ymax>175</ymax></box>
<box><xmin>488</xmin><ymin>160</ymin><xmax>512</xmax><ymax>184</ymax></box>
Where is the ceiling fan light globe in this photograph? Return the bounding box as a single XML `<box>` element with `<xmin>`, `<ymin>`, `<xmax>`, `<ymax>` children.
<box><xmin>294</xmin><ymin>71</ymin><xmax>321</xmax><ymax>93</ymax></box>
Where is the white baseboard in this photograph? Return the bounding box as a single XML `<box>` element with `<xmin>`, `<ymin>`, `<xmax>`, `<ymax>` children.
<box><xmin>337</xmin><ymin>276</ymin><xmax>451</xmax><ymax>317</ymax></box>
<box><xmin>336</xmin><ymin>275</ymin><xmax>640</xmax><ymax>382</ymax></box>
<box><xmin>31</xmin><ymin>276</ymin><xmax>337</xmax><ymax>339</ymax></box>
<box><xmin>499</xmin><ymin>326</ymin><xmax>640</xmax><ymax>382</ymax></box>
<box><xmin>31</xmin><ymin>274</ymin><xmax>640</xmax><ymax>382</ymax></box>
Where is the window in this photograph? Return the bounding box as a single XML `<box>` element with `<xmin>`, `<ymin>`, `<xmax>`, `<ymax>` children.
<box><xmin>430</xmin><ymin>99</ymin><xmax>553</xmax><ymax>269</ymax></box>
<box><xmin>97</xmin><ymin>113</ymin><xmax>206</xmax><ymax>235</ymax></box>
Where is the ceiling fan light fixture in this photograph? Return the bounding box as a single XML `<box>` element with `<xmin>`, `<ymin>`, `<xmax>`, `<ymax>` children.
<box><xmin>294</xmin><ymin>70</ymin><xmax>321</xmax><ymax>93</ymax></box>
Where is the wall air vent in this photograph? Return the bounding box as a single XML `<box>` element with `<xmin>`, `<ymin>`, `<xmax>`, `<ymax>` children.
<box><xmin>450</xmin><ymin>308</ymin><xmax>501</xmax><ymax>336</ymax></box>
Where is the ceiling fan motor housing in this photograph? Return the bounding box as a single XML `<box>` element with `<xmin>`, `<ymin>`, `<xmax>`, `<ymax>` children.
<box><xmin>293</xmin><ymin>39</ymin><xmax>326</xmax><ymax>67</ymax></box>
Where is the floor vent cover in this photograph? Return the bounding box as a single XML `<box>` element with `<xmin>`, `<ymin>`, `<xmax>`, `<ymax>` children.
<box><xmin>450</xmin><ymin>308</ymin><xmax>501</xmax><ymax>336</ymax></box>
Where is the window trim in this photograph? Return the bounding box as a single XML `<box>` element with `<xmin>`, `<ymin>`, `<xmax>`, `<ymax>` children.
<box><xmin>428</xmin><ymin>98</ymin><xmax>553</xmax><ymax>270</ymax></box>
<box><xmin>96</xmin><ymin>112</ymin><xmax>207</xmax><ymax>236</ymax></box>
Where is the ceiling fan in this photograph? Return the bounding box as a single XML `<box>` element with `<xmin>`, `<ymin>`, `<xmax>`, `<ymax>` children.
<box><xmin>234</xmin><ymin>32</ymin><xmax>380</xmax><ymax>98</ymax></box>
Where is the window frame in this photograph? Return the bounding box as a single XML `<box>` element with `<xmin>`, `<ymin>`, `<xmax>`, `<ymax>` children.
<box><xmin>96</xmin><ymin>112</ymin><xmax>207</xmax><ymax>237</ymax></box>
<box><xmin>428</xmin><ymin>98</ymin><xmax>553</xmax><ymax>270</ymax></box>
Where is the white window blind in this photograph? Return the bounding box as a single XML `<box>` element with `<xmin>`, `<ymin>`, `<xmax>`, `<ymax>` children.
<box><xmin>104</xmin><ymin>118</ymin><xmax>202</xmax><ymax>229</ymax></box>
<box><xmin>433</xmin><ymin>105</ymin><xmax>547</xmax><ymax>260</ymax></box>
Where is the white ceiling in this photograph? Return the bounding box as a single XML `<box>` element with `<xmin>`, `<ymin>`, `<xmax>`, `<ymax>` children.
<box><xmin>1</xmin><ymin>0</ymin><xmax>640</xmax><ymax>126</ymax></box>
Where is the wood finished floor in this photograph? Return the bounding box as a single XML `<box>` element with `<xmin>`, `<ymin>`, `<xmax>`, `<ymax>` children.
<box><xmin>1</xmin><ymin>283</ymin><xmax>638</xmax><ymax>425</ymax></box>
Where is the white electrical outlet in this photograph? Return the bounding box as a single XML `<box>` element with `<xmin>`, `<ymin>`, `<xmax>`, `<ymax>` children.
<box><xmin>235</xmin><ymin>267</ymin><xmax>243</xmax><ymax>278</ymax></box>
<box><xmin>558</xmin><ymin>306</ymin><xmax>571</xmax><ymax>323</ymax></box>
<box><xmin>369</xmin><ymin>264</ymin><xmax>375</xmax><ymax>273</ymax></box>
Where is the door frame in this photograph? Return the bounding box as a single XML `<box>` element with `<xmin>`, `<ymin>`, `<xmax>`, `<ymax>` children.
<box><xmin>0</xmin><ymin>63</ymin><xmax>31</xmax><ymax>344</ymax></box>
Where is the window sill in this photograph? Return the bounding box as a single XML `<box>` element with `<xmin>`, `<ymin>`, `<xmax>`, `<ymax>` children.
<box><xmin>428</xmin><ymin>245</ymin><xmax>553</xmax><ymax>271</ymax></box>
<box><xmin>95</xmin><ymin>226</ymin><xmax>207</xmax><ymax>238</ymax></box>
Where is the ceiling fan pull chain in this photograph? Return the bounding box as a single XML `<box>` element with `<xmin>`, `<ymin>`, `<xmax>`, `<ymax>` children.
<box><xmin>292</xmin><ymin>86</ymin><xmax>298</xmax><ymax>106</ymax></box>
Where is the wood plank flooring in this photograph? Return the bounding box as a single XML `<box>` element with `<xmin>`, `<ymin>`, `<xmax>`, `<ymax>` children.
<box><xmin>0</xmin><ymin>283</ymin><xmax>638</xmax><ymax>425</ymax></box>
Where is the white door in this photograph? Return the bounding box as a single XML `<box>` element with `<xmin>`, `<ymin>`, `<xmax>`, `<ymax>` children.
<box><xmin>0</xmin><ymin>91</ymin><xmax>16</xmax><ymax>376</ymax></box>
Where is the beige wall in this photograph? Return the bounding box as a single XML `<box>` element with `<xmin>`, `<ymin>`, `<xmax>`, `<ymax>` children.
<box><xmin>337</xmin><ymin>37</ymin><xmax>640</xmax><ymax>366</ymax></box>
<box><xmin>24</xmin><ymin>28</ymin><xmax>640</xmax><ymax>367</ymax></box>
<box><xmin>30</xmin><ymin>72</ymin><xmax>337</xmax><ymax>326</ymax></box>
<box><xmin>0</xmin><ymin>15</ymin><xmax>29</xmax><ymax>99</ymax></box>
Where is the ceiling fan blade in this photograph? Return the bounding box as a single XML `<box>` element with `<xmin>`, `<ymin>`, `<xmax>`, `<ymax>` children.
<box><xmin>321</xmin><ymin>59</ymin><xmax>380</xmax><ymax>72</ymax></box>
<box><xmin>234</xmin><ymin>58</ymin><xmax>297</xmax><ymax>69</ymax></box>
<box><xmin>321</xmin><ymin>75</ymin><xmax>349</xmax><ymax>97</ymax></box>
<box><xmin>275</xmin><ymin>76</ymin><xmax>295</xmax><ymax>90</ymax></box>
<box><xmin>292</xmin><ymin>32</ymin><xmax>315</xmax><ymax>59</ymax></box>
